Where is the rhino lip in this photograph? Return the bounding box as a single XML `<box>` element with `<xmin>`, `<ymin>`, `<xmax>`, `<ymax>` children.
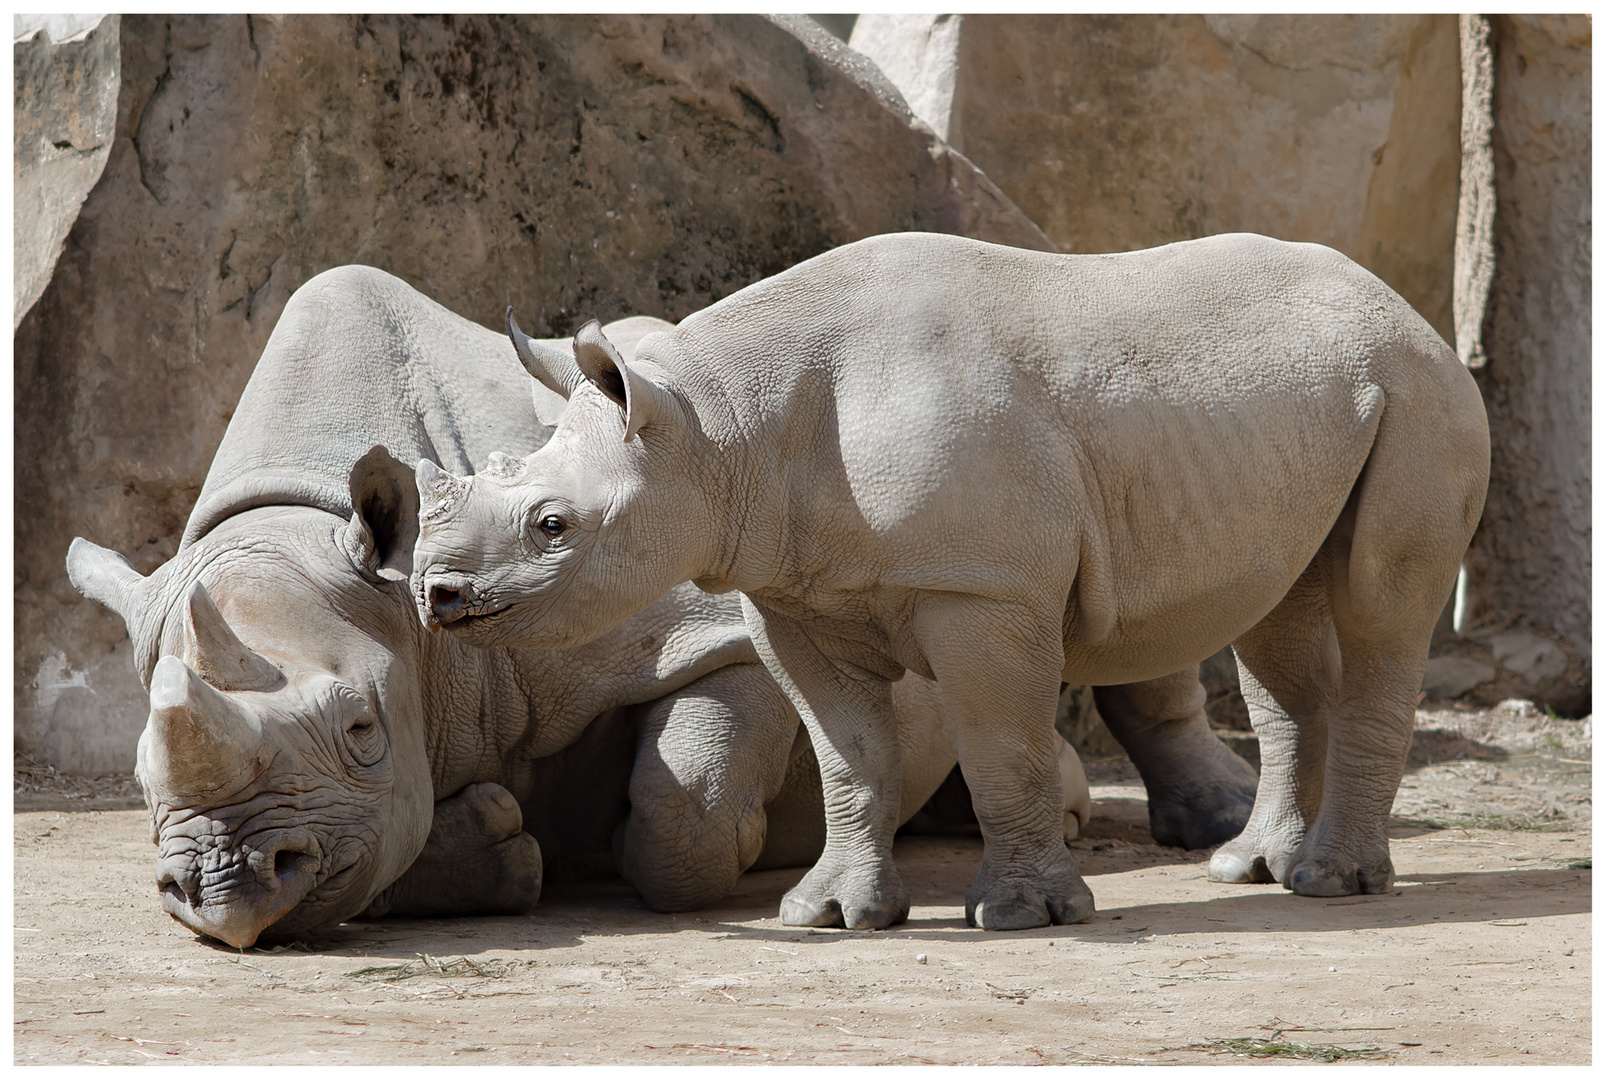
<box><xmin>440</xmin><ymin>602</ymin><xmax>510</xmax><ymax>631</ymax></box>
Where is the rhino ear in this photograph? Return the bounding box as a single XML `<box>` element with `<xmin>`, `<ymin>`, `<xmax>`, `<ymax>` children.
<box><xmin>181</xmin><ymin>581</ymin><xmax>284</xmax><ymax>693</ymax></box>
<box><xmin>572</xmin><ymin>319</ymin><xmax>680</xmax><ymax>442</ymax></box>
<box><xmin>66</xmin><ymin>537</ymin><xmax>151</xmax><ymax>628</ymax></box>
<box><xmin>507</xmin><ymin>307</ymin><xmax>584</xmax><ymax>401</ymax></box>
<box><xmin>346</xmin><ymin>445</ymin><xmax>420</xmax><ymax>583</ymax></box>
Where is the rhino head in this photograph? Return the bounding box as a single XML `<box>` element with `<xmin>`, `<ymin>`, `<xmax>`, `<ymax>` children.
<box><xmin>410</xmin><ymin>313</ymin><xmax>721</xmax><ymax>650</ymax></box>
<box><xmin>65</xmin><ymin>448</ymin><xmax>434</xmax><ymax>947</ymax></box>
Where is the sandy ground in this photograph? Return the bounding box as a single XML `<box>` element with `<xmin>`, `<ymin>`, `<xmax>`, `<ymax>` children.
<box><xmin>13</xmin><ymin>705</ymin><xmax>1591</xmax><ymax>1065</ymax></box>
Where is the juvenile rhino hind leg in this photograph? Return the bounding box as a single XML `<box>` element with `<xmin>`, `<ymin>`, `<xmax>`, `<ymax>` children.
<box><xmin>1283</xmin><ymin>419</ymin><xmax>1477</xmax><ymax>897</ymax></box>
<box><xmin>921</xmin><ymin>596</ymin><xmax>1095</xmax><ymax>931</ymax></box>
<box><xmin>1207</xmin><ymin>560</ymin><xmax>1339</xmax><ymax>886</ymax></box>
<box><xmin>619</xmin><ymin>663</ymin><xmax>799</xmax><ymax>912</ymax></box>
<box><xmin>1092</xmin><ymin>667</ymin><xmax>1259</xmax><ymax>849</ymax></box>
<box><xmin>362</xmin><ymin>782</ymin><xmax>542</xmax><ymax>918</ymax></box>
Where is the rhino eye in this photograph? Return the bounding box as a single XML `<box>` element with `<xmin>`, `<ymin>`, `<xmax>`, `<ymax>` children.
<box><xmin>334</xmin><ymin>687</ymin><xmax>385</xmax><ymax>768</ymax></box>
<box><xmin>537</xmin><ymin>515</ymin><xmax>567</xmax><ymax>539</ymax></box>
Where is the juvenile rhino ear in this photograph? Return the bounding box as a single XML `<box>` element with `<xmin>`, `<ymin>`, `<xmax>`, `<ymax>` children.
<box><xmin>507</xmin><ymin>307</ymin><xmax>584</xmax><ymax>401</ymax></box>
<box><xmin>572</xmin><ymin>319</ymin><xmax>680</xmax><ymax>442</ymax></box>
<box><xmin>66</xmin><ymin>537</ymin><xmax>151</xmax><ymax>627</ymax></box>
<box><xmin>346</xmin><ymin>445</ymin><xmax>420</xmax><ymax>582</ymax></box>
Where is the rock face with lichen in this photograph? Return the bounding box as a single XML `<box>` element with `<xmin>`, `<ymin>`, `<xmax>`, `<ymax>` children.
<box><xmin>13</xmin><ymin>13</ymin><xmax>1051</xmax><ymax>773</ymax></box>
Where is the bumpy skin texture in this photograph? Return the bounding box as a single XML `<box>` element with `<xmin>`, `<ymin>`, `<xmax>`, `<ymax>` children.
<box><xmin>65</xmin><ymin>266</ymin><xmax>1101</xmax><ymax>948</ymax></box>
<box><xmin>412</xmin><ymin>232</ymin><xmax>1490</xmax><ymax>930</ymax></box>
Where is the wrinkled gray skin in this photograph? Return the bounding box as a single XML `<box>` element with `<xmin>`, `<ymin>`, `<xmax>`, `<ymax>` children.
<box><xmin>64</xmin><ymin>264</ymin><xmax>1097</xmax><ymax>949</ymax></box>
<box><xmin>413</xmin><ymin>232</ymin><xmax>1490</xmax><ymax>932</ymax></box>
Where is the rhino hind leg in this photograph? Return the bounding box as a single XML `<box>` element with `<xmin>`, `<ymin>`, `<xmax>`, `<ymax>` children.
<box><xmin>1093</xmin><ymin>667</ymin><xmax>1259</xmax><ymax>850</ymax></box>
<box><xmin>1206</xmin><ymin>560</ymin><xmax>1339</xmax><ymax>886</ymax></box>
<box><xmin>1273</xmin><ymin>422</ymin><xmax>1474</xmax><ymax>897</ymax></box>
<box><xmin>361</xmin><ymin>782</ymin><xmax>541</xmax><ymax>919</ymax></box>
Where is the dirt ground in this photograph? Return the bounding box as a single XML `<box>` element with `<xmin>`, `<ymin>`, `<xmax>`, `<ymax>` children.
<box><xmin>13</xmin><ymin>704</ymin><xmax>1591</xmax><ymax>1065</ymax></box>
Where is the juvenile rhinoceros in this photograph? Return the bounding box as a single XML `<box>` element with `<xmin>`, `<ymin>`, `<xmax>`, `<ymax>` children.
<box><xmin>411</xmin><ymin>231</ymin><xmax>1490</xmax><ymax>932</ymax></box>
<box><xmin>64</xmin><ymin>264</ymin><xmax>1109</xmax><ymax>948</ymax></box>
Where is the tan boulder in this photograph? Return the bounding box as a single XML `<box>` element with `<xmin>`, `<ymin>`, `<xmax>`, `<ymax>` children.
<box><xmin>854</xmin><ymin>13</ymin><xmax>1461</xmax><ymax>341</ymax></box>
<box><xmin>13</xmin><ymin>14</ymin><xmax>121</xmax><ymax>328</ymax></box>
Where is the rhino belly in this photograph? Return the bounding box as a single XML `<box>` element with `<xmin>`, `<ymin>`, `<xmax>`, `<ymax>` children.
<box><xmin>1059</xmin><ymin>381</ymin><xmax>1385</xmax><ymax>685</ymax></box>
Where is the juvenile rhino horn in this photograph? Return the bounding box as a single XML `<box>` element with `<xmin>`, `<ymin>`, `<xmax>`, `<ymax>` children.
<box><xmin>416</xmin><ymin>459</ymin><xmax>470</xmax><ymax>520</ymax></box>
<box><xmin>139</xmin><ymin>655</ymin><xmax>270</xmax><ymax>806</ymax></box>
<box><xmin>181</xmin><ymin>581</ymin><xmax>284</xmax><ymax>692</ymax></box>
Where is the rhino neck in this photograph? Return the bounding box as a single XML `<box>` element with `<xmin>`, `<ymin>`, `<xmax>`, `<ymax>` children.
<box><xmin>417</xmin><ymin>583</ymin><xmax>758</xmax><ymax>803</ymax></box>
<box><xmin>658</xmin><ymin>327</ymin><xmax>832</xmax><ymax>601</ymax></box>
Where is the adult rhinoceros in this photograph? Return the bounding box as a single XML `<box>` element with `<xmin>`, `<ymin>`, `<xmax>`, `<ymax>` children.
<box><xmin>67</xmin><ymin>266</ymin><xmax>1131</xmax><ymax>948</ymax></box>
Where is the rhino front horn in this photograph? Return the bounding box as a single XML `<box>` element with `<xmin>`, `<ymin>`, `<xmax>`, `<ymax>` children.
<box><xmin>416</xmin><ymin>459</ymin><xmax>469</xmax><ymax>519</ymax></box>
<box><xmin>182</xmin><ymin>581</ymin><xmax>283</xmax><ymax>692</ymax></box>
<box><xmin>138</xmin><ymin>655</ymin><xmax>271</xmax><ymax>806</ymax></box>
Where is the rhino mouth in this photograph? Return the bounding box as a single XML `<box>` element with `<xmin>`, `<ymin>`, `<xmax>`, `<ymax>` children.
<box><xmin>423</xmin><ymin>577</ymin><xmax>509</xmax><ymax>631</ymax></box>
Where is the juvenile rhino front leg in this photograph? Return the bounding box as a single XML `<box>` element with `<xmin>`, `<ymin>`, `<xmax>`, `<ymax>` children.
<box><xmin>1093</xmin><ymin>667</ymin><xmax>1259</xmax><ymax>849</ymax></box>
<box><xmin>361</xmin><ymin>782</ymin><xmax>542</xmax><ymax>918</ymax></box>
<box><xmin>920</xmin><ymin>596</ymin><xmax>1094</xmax><ymax>931</ymax></box>
<box><xmin>742</xmin><ymin>597</ymin><xmax>909</xmax><ymax>931</ymax></box>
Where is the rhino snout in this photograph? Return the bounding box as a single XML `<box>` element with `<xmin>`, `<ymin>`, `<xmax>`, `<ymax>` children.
<box><xmin>156</xmin><ymin>827</ymin><xmax>323</xmax><ymax>948</ymax></box>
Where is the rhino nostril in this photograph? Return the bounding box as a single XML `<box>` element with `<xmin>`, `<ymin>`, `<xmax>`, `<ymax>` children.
<box><xmin>429</xmin><ymin>584</ymin><xmax>468</xmax><ymax>624</ymax></box>
<box><xmin>273</xmin><ymin>848</ymin><xmax>313</xmax><ymax>884</ymax></box>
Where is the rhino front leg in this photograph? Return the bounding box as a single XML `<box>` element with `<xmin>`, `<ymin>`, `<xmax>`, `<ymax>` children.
<box><xmin>742</xmin><ymin>596</ymin><xmax>909</xmax><ymax>931</ymax></box>
<box><xmin>1093</xmin><ymin>666</ymin><xmax>1259</xmax><ymax>849</ymax></box>
<box><xmin>361</xmin><ymin>782</ymin><xmax>542</xmax><ymax>918</ymax></box>
<box><xmin>919</xmin><ymin>595</ymin><xmax>1096</xmax><ymax>931</ymax></box>
<box><xmin>618</xmin><ymin>663</ymin><xmax>799</xmax><ymax>911</ymax></box>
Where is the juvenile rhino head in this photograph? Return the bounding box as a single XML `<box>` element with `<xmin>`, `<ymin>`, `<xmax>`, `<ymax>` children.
<box><xmin>411</xmin><ymin>314</ymin><xmax>721</xmax><ymax>650</ymax></box>
<box><xmin>66</xmin><ymin>448</ymin><xmax>434</xmax><ymax>947</ymax></box>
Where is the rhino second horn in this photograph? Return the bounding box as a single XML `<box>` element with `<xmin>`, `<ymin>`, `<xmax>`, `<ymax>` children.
<box><xmin>139</xmin><ymin>655</ymin><xmax>270</xmax><ymax>805</ymax></box>
<box><xmin>181</xmin><ymin>581</ymin><xmax>284</xmax><ymax>692</ymax></box>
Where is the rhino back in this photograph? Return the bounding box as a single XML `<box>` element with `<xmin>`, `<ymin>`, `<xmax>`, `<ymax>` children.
<box><xmin>663</xmin><ymin>232</ymin><xmax>1468</xmax><ymax>671</ymax></box>
<box><xmin>183</xmin><ymin>266</ymin><xmax>546</xmax><ymax>547</ymax></box>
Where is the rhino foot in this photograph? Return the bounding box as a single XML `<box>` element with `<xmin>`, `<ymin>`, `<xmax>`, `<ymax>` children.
<box><xmin>780</xmin><ymin>853</ymin><xmax>909</xmax><ymax>930</ymax></box>
<box><xmin>1205</xmin><ymin>845</ymin><xmax>1289</xmax><ymax>885</ymax></box>
<box><xmin>1206</xmin><ymin>802</ymin><xmax>1311</xmax><ymax>886</ymax></box>
<box><xmin>1285</xmin><ymin>833</ymin><xmax>1396</xmax><ymax>897</ymax></box>
<box><xmin>363</xmin><ymin>783</ymin><xmax>542</xmax><ymax>918</ymax></box>
<box><xmin>1148</xmin><ymin>777</ymin><xmax>1258</xmax><ymax>850</ymax></box>
<box><xmin>966</xmin><ymin>843</ymin><xmax>1095</xmax><ymax>931</ymax></box>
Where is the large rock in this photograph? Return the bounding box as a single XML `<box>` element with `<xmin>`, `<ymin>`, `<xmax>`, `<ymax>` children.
<box><xmin>13</xmin><ymin>14</ymin><xmax>1049</xmax><ymax>774</ymax></box>
<box><xmin>13</xmin><ymin>14</ymin><xmax>121</xmax><ymax>328</ymax></box>
<box><xmin>853</xmin><ymin>14</ymin><xmax>1461</xmax><ymax>341</ymax></box>
<box><xmin>1462</xmin><ymin>15</ymin><xmax>1591</xmax><ymax>693</ymax></box>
